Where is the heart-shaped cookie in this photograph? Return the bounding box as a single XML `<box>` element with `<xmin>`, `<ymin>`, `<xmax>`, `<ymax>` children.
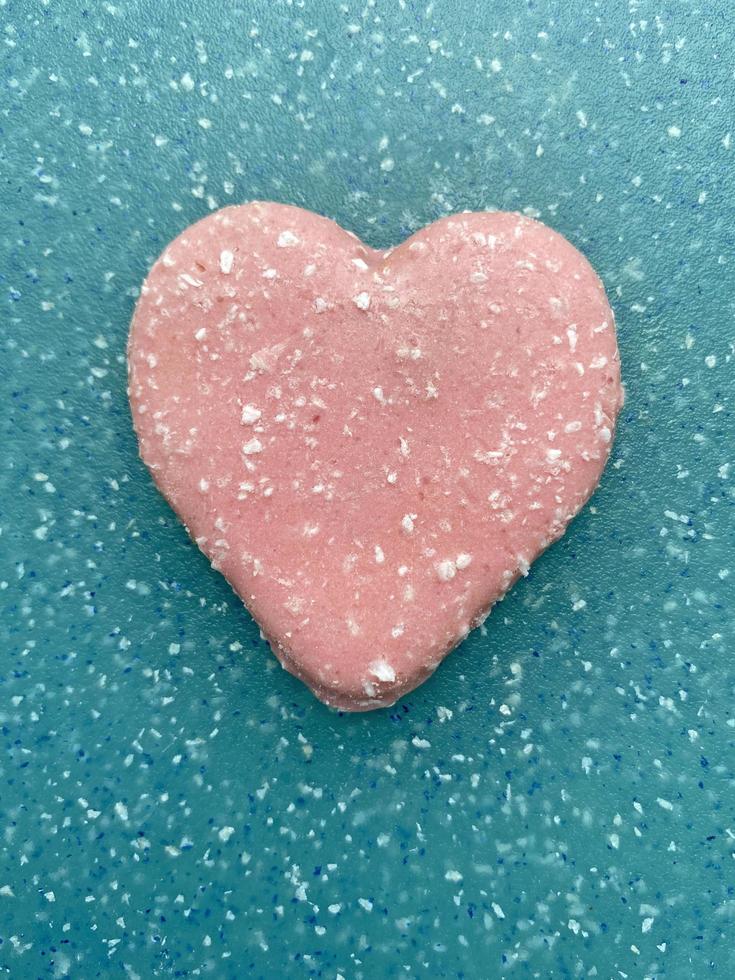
<box><xmin>128</xmin><ymin>203</ymin><xmax>622</xmax><ymax>711</ymax></box>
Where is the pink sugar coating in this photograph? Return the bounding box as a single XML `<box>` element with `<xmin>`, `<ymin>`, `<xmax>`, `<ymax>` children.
<box><xmin>129</xmin><ymin>202</ymin><xmax>623</xmax><ymax>710</ymax></box>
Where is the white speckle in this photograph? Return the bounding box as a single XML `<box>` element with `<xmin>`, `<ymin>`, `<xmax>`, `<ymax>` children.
<box><xmin>492</xmin><ymin>902</ymin><xmax>505</xmax><ymax>919</ymax></box>
<box><xmin>436</xmin><ymin>706</ymin><xmax>453</xmax><ymax>723</ymax></box>
<box><xmin>78</xmin><ymin>122</ymin><xmax>93</xmax><ymax>136</ymax></box>
<box><xmin>705</xmin><ymin>354</ymin><xmax>716</xmax><ymax>368</ymax></box>
<box><xmin>380</xmin><ymin>157</ymin><xmax>395</xmax><ymax>172</ymax></box>
<box><xmin>667</xmin><ymin>124</ymin><xmax>682</xmax><ymax>138</ymax></box>
<box><xmin>219</xmin><ymin>249</ymin><xmax>234</xmax><ymax>274</ymax></box>
<box><xmin>445</xmin><ymin>870</ymin><xmax>463</xmax><ymax>882</ymax></box>
<box><xmin>249</xmin><ymin>343</ymin><xmax>285</xmax><ymax>373</ymax></box>
<box><xmin>194</xmin><ymin>327</ymin><xmax>207</xmax><ymax>341</ymax></box>
<box><xmin>391</xmin><ymin>624</ymin><xmax>405</xmax><ymax>639</ymax></box>
<box><xmin>358</xmin><ymin>898</ymin><xmax>373</xmax><ymax>912</ymax></box>
<box><xmin>198</xmin><ymin>117</ymin><xmax>212</xmax><ymax>130</ymax></box>
<box><xmin>412</xmin><ymin>736</ymin><xmax>431</xmax><ymax>749</ymax></box>
<box><xmin>546</xmin><ymin>448</ymin><xmax>562</xmax><ymax>462</ymax></box>
<box><xmin>374</xmin><ymin>545</ymin><xmax>385</xmax><ymax>564</ymax></box>
<box><xmin>314</xmin><ymin>296</ymin><xmax>329</xmax><ymax>313</ymax></box>
<box><xmin>576</xmin><ymin>109</ymin><xmax>588</xmax><ymax>128</ymax></box>
<box><xmin>599</xmin><ymin>426</ymin><xmax>612</xmax><ymax>443</ymax></box>
<box><xmin>353</xmin><ymin>291</ymin><xmax>371</xmax><ymax>310</ymax></box>
<box><xmin>397</xmin><ymin>344</ymin><xmax>422</xmax><ymax>360</ymax></box>
<box><xmin>218</xmin><ymin>826</ymin><xmax>235</xmax><ymax>843</ymax></box>
<box><xmin>609</xmin><ymin>833</ymin><xmax>620</xmax><ymax>849</ymax></box>
<box><xmin>180</xmin><ymin>72</ymin><xmax>195</xmax><ymax>91</ymax></box>
<box><xmin>114</xmin><ymin>802</ymin><xmax>128</xmax><ymax>821</ymax></box>
<box><xmin>436</xmin><ymin>559</ymin><xmax>456</xmax><ymax>582</ymax></box>
<box><xmin>369</xmin><ymin>659</ymin><xmax>396</xmax><ymax>682</ymax></box>
<box><xmin>401</xmin><ymin>514</ymin><xmax>415</xmax><ymax>534</ymax></box>
<box><xmin>399</xmin><ymin>436</ymin><xmax>410</xmax><ymax>457</ymax></box>
<box><xmin>0</xmin><ymin>886</ymin><xmax>14</xmax><ymax>898</ymax></box>
<box><xmin>386</xmin><ymin>471</ymin><xmax>398</xmax><ymax>484</ymax></box>
<box><xmin>199</xmin><ymin>478</ymin><xmax>209</xmax><ymax>492</ymax></box>
<box><xmin>642</xmin><ymin>917</ymin><xmax>654</xmax><ymax>934</ymax></box>
<box><xmin>351</xmin><ymin>257</ymin><xmax>369</xmax><ymax>271</ymax></box>
<box><xmin>242</xmin><ymin>438</ymin><xmax>263</xmax><ymax>455</ymax></box>
<box><xmin>723</xmin><ymin>132</ymin><xmax>732</xmax><ymax>150</ymax></box>
<box><xmin>566</xmin><ymin>325</ymin><xmax>578</xmax><ymax>352</ymax></box>
<box><xmin>490</xmin><ymin>58</ymin><xmax>502</xmax><ymax>72</ymax></box>
<box><xmin>372</xmin><ymin>386</ymin><xmax>386</xmax><ymax>403</ymax></box>
<box><xmin>564</xmin><ymin>420</ymin><xmax>582</xmax><ymax>433</ymax></box>
<box><xmin>262</xmin><ymin>267</ymin><xmax>277</xmax><ymax>279</ymax></box>
<box><xmin>515</xmin><ymin>554</ymin><xmax>530</xmax><ymax>576</ymax></box>
<box><xmin>277</xmin><ymin>230</ymin><xmax>300</xmax><ymax>247</ymax></box>
<box><xmin>240</xmin><ymin>404</ymin><xmax>261</xmax><ymax>425</ymax></box>
<box><xmin>179</xmin><ymin>273</ymin><xmax>203</xmax><ymax>288</ymax></box>
<box><xmin>656</xmin><ymin>797</ymin><xmax>674</xmax><ymax>811</ymax></box>
<box><xmin>455</xmin><ymin>552</ymin><xmax>472</xmax><ymax>570</ymax></box>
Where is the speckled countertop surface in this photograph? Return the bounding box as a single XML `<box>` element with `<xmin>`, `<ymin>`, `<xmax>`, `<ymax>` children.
<box><xmin>2</xmin><ymin>2</ymin><xmax>734</xmax><ymax>977</ymax></box>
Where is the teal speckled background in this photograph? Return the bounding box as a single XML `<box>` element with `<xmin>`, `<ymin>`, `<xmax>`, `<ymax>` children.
<box><xmin>2</xmin><ymin>2</ymin><xmax>734</xmax><ymax>977</ymax></box>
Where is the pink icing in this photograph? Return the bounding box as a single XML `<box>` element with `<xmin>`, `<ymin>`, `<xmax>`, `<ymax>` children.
<box><xmin>128</xmin><ymin>202</ymin><xmax>623</xmax><ymax>710</ymax></box>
